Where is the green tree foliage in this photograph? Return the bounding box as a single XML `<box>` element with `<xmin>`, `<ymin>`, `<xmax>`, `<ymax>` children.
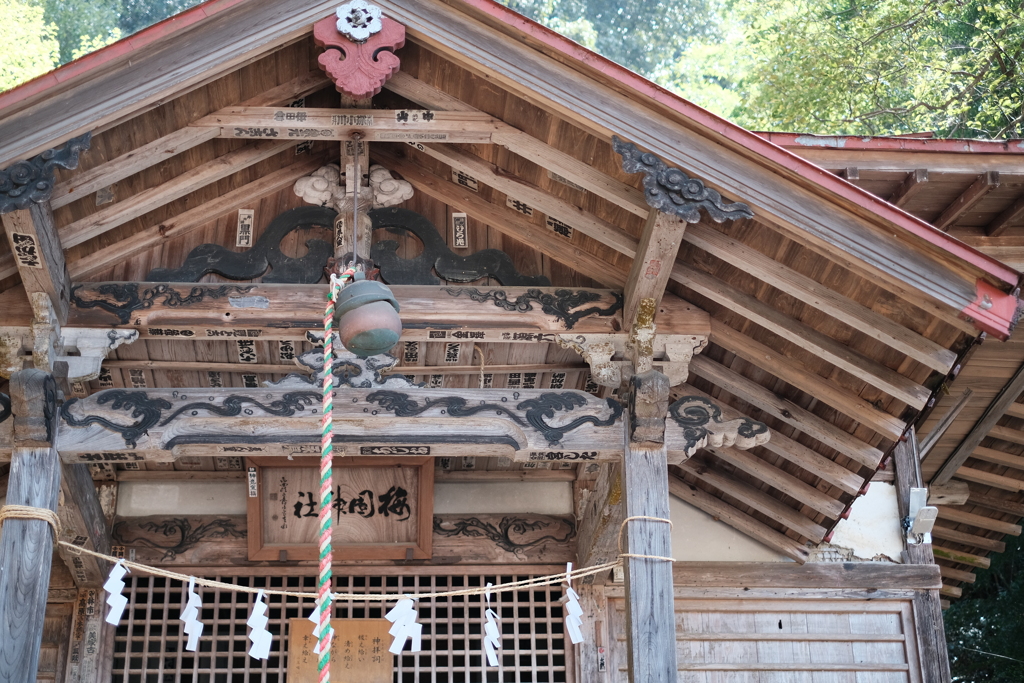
<box><xmin>499</xmin><ymin>0</ymin><xmax>719</xmax><ymax>77</ymax></box>
<box><xmin>118</xmin><ymin>0</ymin><xmax>201</xmax><ymax>38</ymax></box>
<box><xmin>0</xmin><ymin>0</ymin><xmax>60</xmax><ymax>91</ymax></box>
<box><xmin>944</xmin><ymin>534</ymin><xmax>1024</xmax><ymax>681</ymax></box>
<box><xmin>37</xmin><ymin>0</ymin><xmax>121</xmax><ymax>65</ymax></box>
<box><xmin>666</xmin><ymin>0</ymin><xmax>1024</xmax><ymax>139</ymax></box>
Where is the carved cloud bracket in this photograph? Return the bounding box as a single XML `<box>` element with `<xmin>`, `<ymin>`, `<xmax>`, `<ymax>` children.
<box><xmin>2</xmin><ymin>292</ymin><xmax>139</xmax><ymax>382</ymax></box>
<box><xmin>667</xmin><ymin>395</ymin><xmax>770</xmax><ymax>465</ymax></box>
<box><xmin>313</xmin><ymin>2</ymin><xmax>406</xmax><ymax>99</ymax></box>
<box><xmin>0</xmin><ymin>132</ymin><xmax>91</xmax><ymax>214</ymax></box>
<box><xmin>612</xmin><ymin>136</ymin><xmax>754</xmax><ymax>223</ymax></box>
<box><xmin>555</xmin><ymin>332</ymin><xmax>708</xmax><ymax>389</ymax></box>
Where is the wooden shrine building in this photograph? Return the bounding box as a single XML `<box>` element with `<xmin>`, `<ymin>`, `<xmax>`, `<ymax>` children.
<box><xmin>0</xmin><ymin>0</ymin><xmax>1022</xmax><ymax>681</ymax></box>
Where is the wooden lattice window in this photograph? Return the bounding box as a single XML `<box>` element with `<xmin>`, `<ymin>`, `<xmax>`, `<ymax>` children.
<box><xmin>113</xmin><ymin>573</ymin><xmax>570</xmax><ymax>682</ymax></box>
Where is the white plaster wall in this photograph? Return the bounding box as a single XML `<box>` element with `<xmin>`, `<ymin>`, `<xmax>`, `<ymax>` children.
<box><xmin>828</xmin><ymin>482</ymin><xmax>904</xmax><ymax>561</ymax></box>
<box><xmin>669</xmin><ymin>494</ymin><xmax>792</xmax><ymax>562</ymax></box>
<box><xmin>434</xmin><ymin>481</ymin><xmax>573</xmax><ymax>515</ymax></box>
<box><xmin>117</xmin><ymin>481</ymin><xmax>247</xmax><ymax>516</ymax></box>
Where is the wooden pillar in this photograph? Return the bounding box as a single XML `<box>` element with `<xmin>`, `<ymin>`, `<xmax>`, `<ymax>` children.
<box><xmin>0</xmin><ymin>369</ymin><xmax>61</xmax><ymax>682</ymax></box>
<box><xmin>894</xmin><ymin>427</ymin><xmax>952</xmax><ymax>683</ymax></box>
<box><xmin>621</xmin><ymin>370</ymin><xmax>677</xmax><ymax>683</ymax></box>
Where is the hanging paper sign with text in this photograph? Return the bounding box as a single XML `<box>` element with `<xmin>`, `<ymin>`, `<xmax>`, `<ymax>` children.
<box><xmin>246</xmin><ymin>457</ymin><xmax>433</xmax><ymax>561</ymax></box>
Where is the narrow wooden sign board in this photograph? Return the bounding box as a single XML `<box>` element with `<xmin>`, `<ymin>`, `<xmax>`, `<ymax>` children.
<box><xmin>287</xmin><ymin>618</ymin><xmax>391</xmax><ymax>682</ymax></box>
<box><xmin>247</xmin><ymin>457</ymin><xmax>433</xmax><ymax>561</ymax></box>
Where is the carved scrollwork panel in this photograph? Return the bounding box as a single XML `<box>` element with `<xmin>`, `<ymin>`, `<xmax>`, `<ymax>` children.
<box><xmin>0</xmin><ymin>132</ymin><xmax>92</xmax><ymax>213</ymax></box>
<box><xmin>667</xmin><ymin>396</ymin><xmax>770</xmax><ymax>463</ymax></box>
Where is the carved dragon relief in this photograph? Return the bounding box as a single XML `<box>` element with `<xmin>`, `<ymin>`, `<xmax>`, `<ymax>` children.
<box><xmin>668</xmin><ymin>395</ymin><xmax>770</xmax><ymax>463</ymax></box>
<box><xmin>612</xmin><ymin>136</ymin><xmax>754</xmax><ymax>223</ymax></box>
<box><xmin>0</xmin><ymin>132</ymin><xmax>92</xmax><ymax>213</ymax></box>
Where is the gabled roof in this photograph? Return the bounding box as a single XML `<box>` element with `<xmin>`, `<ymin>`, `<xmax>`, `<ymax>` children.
<box><xmin>1</xmin><ymin>0</ymin><xmax>1021</xmax><ymax>563</ymax></box>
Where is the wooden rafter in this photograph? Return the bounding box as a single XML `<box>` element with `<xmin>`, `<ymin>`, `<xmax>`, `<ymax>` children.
<box><xmin>986</xmin><ymin>194</ymin><xmax>1024</xmax><ymax>237</ymax></box>
<box><xmin>49</xmin><ymin>71</ymin><xmax>330</xmax><ymax>211</ymax></box>
<box><xmin>684</xmin><ymin>222</ymin><xmax>956</xmax><ymax>373</ymax></box>
<box><xmin>667</xmin><ymin>474</ymin><xmax>810</xmax><ymax>563</ymax></box>
<box><xmin>60</xmin><ymin>140</ymin><xmax>293</xmax><ymax>250</ymax></box>
<box><xmin>933</xmin><ymin>171</ymin><xmax>1000</xmax><ymax>231</ymax></box>
<box><xmin>888</xmin><ymin>169</ymin><xmax>929</xmax><ymax>208</ymax></box>
<box><xmin>932</xmin><ymin>360</ymin><xmax>1024</xmax><ymax>485</ymax></box>
<box><xmin>623</xmin><ymin>211</ymin><xmax>687</xmax><ymax>331</ymax></box>
<box><xmin>709</xmin><ymin>321</ymin><xmax>906</xmax><ymax>440</ymax></box>
<box><xmin>677</xmin><ymin>381</ymin><xmax>865</xmax><ymax>495</ymax></box>
<box><xmin>688</xmin><ymin>354</ymin><xmax>885</xmax><ymax>468</ymax></box>
<box><xmin>674</xmin><ymin>262</ymin><xmax>932</xmax><ymax>409</ymax></box>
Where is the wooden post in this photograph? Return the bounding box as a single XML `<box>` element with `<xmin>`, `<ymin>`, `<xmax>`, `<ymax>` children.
<box><xmin>0</xmin><ymin>369</ymin><xmax>61</xmax><ymax>683</ymax></box>
<box><xmin>1</xmin><ymin>202</ymin><xmax>70</xmax><ymax>324</ymax></box>
<box><xmin>893</xmin><ymin>427</ymin><xmax>934</xmax><ymax>565</ymax></box>
<box><xmin>621</xmin><ymin>370</ymin><xmax>677</xmax><ymax>683</ymax></box>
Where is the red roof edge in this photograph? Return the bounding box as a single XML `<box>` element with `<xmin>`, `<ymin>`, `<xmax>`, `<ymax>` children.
<box><xmin>0</xmin><ymin>0</ymin><xmax>248</xmax><ymax>112</ymax></box>
<box><xmin>756</xmin><ymin>131</ymin><xmax>1024</xmax><ymax>155</ymax></box>
<box><xmin>455</xmin><ymin>0</ymin><xmax>1020</xmax><ymax>292</ymax></box>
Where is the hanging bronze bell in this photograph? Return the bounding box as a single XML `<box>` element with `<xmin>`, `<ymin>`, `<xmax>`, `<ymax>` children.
<box><xmin>334</xmin><ymin>279</ymin><xmax>402</xmax><ymax>357</ymax></box>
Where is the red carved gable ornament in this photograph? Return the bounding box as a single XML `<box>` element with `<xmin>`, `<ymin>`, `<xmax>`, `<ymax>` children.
<box><xmin>313</xmin><ymin>8</ymin><xmax>405</xmax><ymax>100</ymax></box>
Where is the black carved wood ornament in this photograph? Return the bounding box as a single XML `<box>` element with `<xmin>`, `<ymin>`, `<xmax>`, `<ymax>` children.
<box><xmin>147</xmin><ymin>206</ymin><xmax>336</xmax><ymax>283</ymax></box>
<box><xmin>668</xmin><ymin>395</ymin><xmax>769</xmax><ymax>453</ymax></box>
<box><xmin>0</xmin><ymin>393</ymin><xmax>10</xmax><ymax>424</ymax></box>
<box><xmin>442</xmin><ymin>287</ymin><xmax>621</xmax><ymax>330</ymax></box>
<box><xmin>432</xmin><ymin>515</ymin><xmax>576</xmax><ymax>558</ymax></box>
<box><xmin>612</xmin><ymin>136</ymin><xmax>754</xmax><ymax>223</ymax></box>
<box><xmin>0</xmin><ymin>132</ymin><xmax>92</xmax><ymax>213</ymax></box>
<box><xmin>143</xmin><ymin>204</ymin><xmax>548</xmax><ymax>286</ymax></box>
<box><xmin>371</xmin><ymin>207</ymin><xmax>550</xmax><ymax>286</ymax></box>
<box><xmin>70</xmin><ymin>282</ymin><xmax>256</xmax><ymax>325</ymax></box>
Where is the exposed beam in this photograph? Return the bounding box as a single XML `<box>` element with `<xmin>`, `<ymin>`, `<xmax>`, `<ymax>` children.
<box><xmin>383</xmin><ymin>71</ymin><xmax>649</xmax><ymax>218</ymax></box>
<box><xmin>380</xmin><ymin>0</ymin><xmax>1015</xmax><ymax>334</ymax></box>
<box><xmin>967</xmin><ymin>445</ymin><xmax>1024</xmax><ymax>470</ymax></box>
<box><xmin>0</xmin><ymin>155</ymin><xmax>328</xmax><ymax>282</ymax></box>
<box><xmin>988</xmin><ymin>424</ymin><xmax>1024</xmax><ymax>447</ymax></box>
<box><xmin>1</xmin><ymin>203</ymin><xmax>69</xmax><ymax>323</ymax></box>
<box><xmin>940</xmin><ymin>583</ymin><xmax>963</xmax><ymax>599</ymax></box>
<box><xmin>888</xmin><ymin>169</ymin><xmax>929</xmax><ymax>208</ymax></box>
<box><xmin>986</xmin><ymin>194</ymin><xmax>1024</xmax><ymax>237</ymax></box>
<box><xmin>678</xmin><ymin>459</ymin><xmax>826</xmax><ymax>541</ymax></box>
<box><xmin>933</xmin><ymin>171</ymin><xmax>1000</xmax><ymax>231</ymax></box>
<box><xmin>688</xmin><ymin>354</ymin><xmax>885</xmax><ymax>468</ymax></box>
<box><xmin>410</xmin><ymin>141</ymin><xmax>638</xmax><ymax>257</ymax></box>
<box><xmin>668</xmin><ymin>475</ymin><xmax>810</xmax><ymax>563</ymax></box>
<box><xmin>375</xmin><ymin>147</ymin><xmax>627</xmax><ymax>287</ymax></box>
<box><xmin>192</xmin><ymin>107</ymin><xmax>501</xmax><ymax>143</ymax></box>
<box><xmin>932</xmin><ymin>360</ymin><xmax>1024</xmax><ymax>485</ymax></box>
<box><xmin>953</xmin><ymin>466</ymin><xmax>1024</xmax><ymax>493</ymax></box>
<box><xmin>938</xmin><ymin>564</ymin><xmax>976</xmax><ymax>584</ymax></box>
<box><xmin>575</xmin><ymin>462</ymin><xmax>623</xmax><ymax>574</ymax></box>
<box><xmin>918</xmin><ymin>388</ymin><xmax>973</xmax><ymax>460</ymax></box>
<box><xmin>965</xmin><ymin>483</ymin><xmax>1024</xmax><ymax>516</ymax></box>
<box><xmin>932</xmin><ymin>545</ymin><xmax>991</xmax><ymax>569</ymax></box>
<box><xmin>55</xmin><ymin>463</ymin><xmax>112</xmax><ymax>587</ymax></box>
<box><xmin>703</xmin><ymin>444</ymin><xmax>846</xmax><ymax>518</ymax></box>
<box><xmin>709</xmin><ymin>320</ymin><xmax>906</xmax><ymax>439</ymax></box>
<box><xmin>102</xmin><ymin>360</ymin><xmax>305</xmax><ymax>375</ymax></box>
<box><xmin>49</xmin><ymin>71</ymin><xmax>331</xmax><ymax>210</ymax></box>
<box><xmin>26</xmin><ymin>385</ymin><xmax>715</xmax><ymax>464</ymax></box>
<box><xmin>677</xmin><ymin>382</ymin><xmax>865</xmax><ymax>495</ymax></box>
<box><xmin>60</xmin><ymin>139</ymin><xmax>293</xmax><ymax>250</ymax></box>
<box><xmin>673</xmin><ymin>262</ymin><xmax>932</xmax><ymax>409</ymax></box>
<box><xmin>931</xmin><ymin>526</ymin><xmax>1005</xmax><ymax>553</ymax></box>
<box><xmin>936</xmin><ymin>505</ymin><xmax>1021</xmax><ymax>536</ymax></box>
<box><xmin>685</xmin><ymin>223</ymin><xmax>956</xmax><ymax>373</ymax></box>
<box><xmin>623</xmin><ymin>211</ymin><xmax>687</xmax><ymax>331</ymax></box>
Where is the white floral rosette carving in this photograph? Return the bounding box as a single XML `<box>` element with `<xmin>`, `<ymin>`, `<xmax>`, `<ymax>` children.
<box><xmin>335</xmin><ymin>0</ymin><xmax>383</xmax><ymax>42</ymax></box>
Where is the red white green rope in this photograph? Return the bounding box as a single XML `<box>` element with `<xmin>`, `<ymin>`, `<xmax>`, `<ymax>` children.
<box><xmin>318</xmin><ymin>275</ymin><xmax>342</xmax><ymax>680</ymax></box>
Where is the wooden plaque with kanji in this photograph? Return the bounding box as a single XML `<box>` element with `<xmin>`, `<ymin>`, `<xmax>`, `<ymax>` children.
<box><xmin>246</xmin><ymin>457</ymin><xmax>433</xmax><ymax>560</ymax></box>
<box><xmin>287</xmin><ymin>618</ymin><xmax>391</xmax><ymax>681</ymax></box>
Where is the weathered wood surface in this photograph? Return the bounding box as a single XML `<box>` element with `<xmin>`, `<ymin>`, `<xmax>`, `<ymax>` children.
<box><xmin>193</xmin><ymin>107</ymin><xmax>501</xmax><ymax>143</ymax></box>
<box><xmin>575</xmin><ymin>462</ymin><xmax>623</xmax><ymax>580</ymax></box>
<box><xmin>55</xmin><ymin>463</ymin><xmax>112</xmax><ymax>587</ymax></box>
<box><xmin>621</xmin><ymin>403</ymin><xmax>677</xmax><ymax>682</ymax></box>
<box><xmin>932</xmin><ymin>360</ymin><xmax>1024</xmax><ymax>485</ymax></box>
<box><xmin>110</xmin><ymin>512</ymin><xmax>574</xmax><ymax>566</ymax></box>
<box><xmin>46</xmin><ymin>282</ymin><xmax>708</xmax><ymax>341</ymax></box>
<box><xmin>1</xmin><ymin>203</ymin><xmax>69</xmax><ymax>323</ymax></box>
<box><xmin>20</xmin><ymin>385</ymin><xmax>754</xmax><ymax>463</ymax></box>
<box><xmin>0</xmin><ymin>447</ymin><xmax>61</xmax><ymax>683</ymax></box>
<box><xmin>671</xmin><ymin>562</ymin><xmax>941</xmax><ymax>589</ymax></box>
<box><xmin>893</xmin><ymin>429</ymin><xmax>934</xmax><ymax>565</ymax></box>
<box><xmin>64</xmin><ymin>589</ymin><xmax>114</xmax><ymax>683</ymax></box>
<box><xmin>912</xmin><ymin>589</ymin><xmax>953</xmax><ymax>683</ymax></box>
